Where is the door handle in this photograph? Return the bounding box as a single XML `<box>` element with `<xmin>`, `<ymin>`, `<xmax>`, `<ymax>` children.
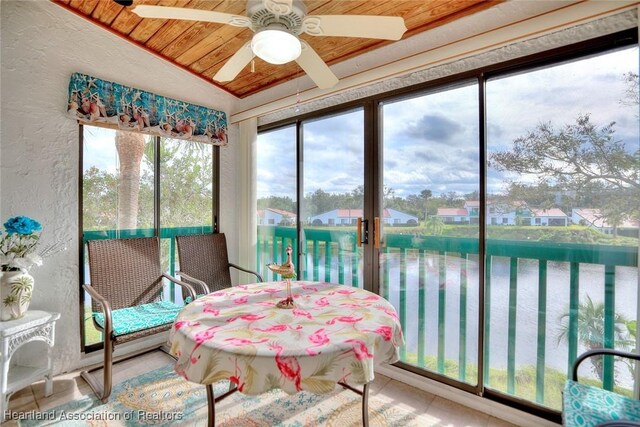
<box><xmin>357</xmin><ymin>217</ymin><xmax>368</xmax><ymax>247</ymax></box>
<box><xmin>374</xmin><ymin>217</ymin><xmax>380</xmax><ymax>249</ymax></box>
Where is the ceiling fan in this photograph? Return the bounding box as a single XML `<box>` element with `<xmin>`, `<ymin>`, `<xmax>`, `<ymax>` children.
<box><xmin>132</xmin><ymin>0</ymin><xmax>407</xmax><ymax>89</ymax></box>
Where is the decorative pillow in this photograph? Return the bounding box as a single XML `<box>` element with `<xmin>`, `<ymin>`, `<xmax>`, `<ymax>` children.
<box><xmin>93</xmin><ymin>300</ymin><xmax>184</xmax><ymax>336</ymax></box>
<box><xmin>564</xmin><ymin>380</ymin><xmax>640</xmax><ymax>426</ymax></box>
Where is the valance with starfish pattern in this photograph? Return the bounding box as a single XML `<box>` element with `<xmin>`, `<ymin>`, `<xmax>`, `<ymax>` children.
<box><xmin>67</xmin><ymin>72</ymin><xmax>227</xmax><ymax>145</ymax></box>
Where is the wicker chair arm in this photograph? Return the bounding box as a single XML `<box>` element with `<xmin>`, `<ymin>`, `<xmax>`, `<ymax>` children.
<box><xmin>162</xmin><ymin>273</ymin><xmax>197</xmax><ymax>301</ymax></box>
<box><xmin>572</xmin><ymin>348</ymin><xmax>640</xmax><ymax>381</ymax></box>
<box><xmin>176</xmin><ymin>271</ymin><xmax>211</xmax><ymax>295</ymax></box>
<box><xmin>229</xmin><ymin>263</ymin><xmax>263</xmax><ymax>282</ymax></box>
<box><xmin>83</xmin><ymin>284</ymin><xmax>113</xmax><ymax>337</ymax></box>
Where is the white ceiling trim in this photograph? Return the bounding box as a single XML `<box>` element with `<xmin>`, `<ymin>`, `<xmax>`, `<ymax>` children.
<box><xmin>230</xmin><ymin>1</ymin><xmax>639</xmax><ymax>124</ymax></box>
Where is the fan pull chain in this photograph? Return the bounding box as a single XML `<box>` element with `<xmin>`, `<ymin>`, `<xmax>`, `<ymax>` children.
<box><xmin>295</xmin><ymin>69</ymin><xmax>301</xmax><ymax>113</ymax></box>
<box><xmin>295</xmin><ymin>78</ymin><xmax>301</xmax><ymax>113</ymax></box>
<box><xmin>251</xmin><ymin>59</ymin><xmax>255</xmax><ymax>73</ymax></box>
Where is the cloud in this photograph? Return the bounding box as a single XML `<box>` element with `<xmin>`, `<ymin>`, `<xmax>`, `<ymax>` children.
<box><xmin>405</xmin><ymin>114</ymin><xmax>463</xmax><ymax>142</ymax></box>
<box><xmin>257</xmin><ymin>46</ymin><xmax>638</xmax><ymax>200</ymax></box>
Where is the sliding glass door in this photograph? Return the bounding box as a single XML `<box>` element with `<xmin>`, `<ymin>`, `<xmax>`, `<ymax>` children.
<box><xmin>255</xmin><ymin>31</ymin><xmax>638</xmax><ymax>418</ymax></box>
<box><xmin>379</xmin><ymin>83</ymin><xmax>480</xmax><ymax>386</ymax></box>
<box><xmin>301</xmin><ymin>109</ymin><xmax>365</xmax><ymax>286</ymax></box>
<box><xmin>485</xmin><ymin>45</ymin><xmax>639</xmax><ymax>409</ymax></box>
<box><xmin>256</xmin><ymin>125</ymin><xmax>298</xmax><ymax>281</ymax></box>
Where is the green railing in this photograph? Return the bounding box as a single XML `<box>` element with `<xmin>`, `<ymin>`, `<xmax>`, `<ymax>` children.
<box><xmin>83</xmin><ymin>225</ymin><xmax>638</xmax><ymax>406</ymax></box>
<box><xmin>257</xmin><ymin>225</ymin><xmax>638</xmax><ymax>405</ymax></box>
<box><xmin>257</xmin><ymin>227</ymin><xmax>361</xmax><ymax>286</ymax></box>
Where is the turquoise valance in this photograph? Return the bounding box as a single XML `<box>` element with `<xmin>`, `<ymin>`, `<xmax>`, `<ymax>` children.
<box><xmin>67</xmin><ymin>72</ymin><xmax>228</xmax><ymax>146</ymax></box>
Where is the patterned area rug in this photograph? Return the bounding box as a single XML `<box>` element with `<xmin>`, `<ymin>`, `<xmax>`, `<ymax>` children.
<box><xmin>21</xmin><ymin>365</ymin><xmax>428</xmax><ymax>426</ymax></box>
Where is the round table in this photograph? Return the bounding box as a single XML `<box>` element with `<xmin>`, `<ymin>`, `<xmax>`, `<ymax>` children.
<box><xmin>170</xmin><ymin>280</ymin><xmax>404</xmax><ymax>426</ymax></box>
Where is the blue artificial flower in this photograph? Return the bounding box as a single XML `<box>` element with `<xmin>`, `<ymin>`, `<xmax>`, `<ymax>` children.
<box><xmin>3</xmin><ymin>216</ymin><xmax>42</xmax><ymax>235</ymax></box>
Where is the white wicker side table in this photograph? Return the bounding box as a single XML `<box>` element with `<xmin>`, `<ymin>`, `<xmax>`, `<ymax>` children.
<box><xmin>0</xmin><ymin>310</ymin><xmax>60</xmax><ymax>422</ymax></box>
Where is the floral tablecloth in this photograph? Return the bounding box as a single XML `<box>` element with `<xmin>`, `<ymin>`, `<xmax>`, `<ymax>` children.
<box><xmin>169</xmin><ymin>281</ymin><xmax>404</xmax><ymax>395</ymax></box>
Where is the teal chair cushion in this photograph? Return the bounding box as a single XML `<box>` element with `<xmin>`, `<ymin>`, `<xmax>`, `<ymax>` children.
<box><xmin>183</xmin><ymin>294</ymin><xmax>206</xmax><ymax>304</ymax></box>
<box><xmin>93</xmin><ymin>300</ymin><xmax>184</xmax><ymax>336</ymax></box>
<box><xmin>564</xmin><ymin>380</ymin><xmax>640</xmax><ymax>426</ymax></box>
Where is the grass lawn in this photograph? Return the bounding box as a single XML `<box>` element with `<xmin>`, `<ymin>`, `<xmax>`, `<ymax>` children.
<box><xmin>402</xmin><ymin>352</ymin><xmax>633</xmax><ymax>411</ymax></box>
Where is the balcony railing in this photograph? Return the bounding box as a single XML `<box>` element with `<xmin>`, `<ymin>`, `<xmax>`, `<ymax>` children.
<box><xmin>257</xmin><ymin>225</ymin><xmax>638</xmax><ymax>409</ymax></box>
<box><xmin>82</xmin><ymin>225</ymin><xmax>638</xmax><ymax>408</ymax></box>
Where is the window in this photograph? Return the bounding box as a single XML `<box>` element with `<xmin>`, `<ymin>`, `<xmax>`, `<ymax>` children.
<box><xmin>487</xmin><ymin>44</ymin><xmax>638</xmax><ymax>409</ymax></box>
<box><xmin>255</xmin><ymin>31</ymin><xmax>638</xmax><ymax>419</ymax></box>
<box><xmin>302</xmin><ymin>109</ymin><xmax>365</xmax><ymax>285</ymax></box>
<box><xmin>256</xmin><ymin>125</ymin><xmax>297</xmax><ymax>281</ymax></box>
<box><xmin>81</xmin><ymin>126</ymin><xmax>215</xmax><ymax>350</ymax></box>
<box><xmin>381</xmin><ymin>81</ymin><xmax>480</xmax><ymax>387</ymax></box>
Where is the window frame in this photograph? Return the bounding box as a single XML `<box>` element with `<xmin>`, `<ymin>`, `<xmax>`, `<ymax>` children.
<box><xmin>78</xmin><ymin>125</ymin><xmax>220</xmax><ymax>353</ymax></box>
<box><xmin>257</xmin><ymin>29</ymin><xmax>638</xmax><ymax>422</ymax></box>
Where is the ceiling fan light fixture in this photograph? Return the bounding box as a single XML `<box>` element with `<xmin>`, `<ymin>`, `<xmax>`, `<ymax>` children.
<box><xmin>251</xmin><ymin>29</ymin><xmax>301</xmax><ymax>65</ymax></box>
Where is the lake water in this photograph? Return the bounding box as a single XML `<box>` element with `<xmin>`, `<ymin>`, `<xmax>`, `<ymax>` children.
<box><xmin>295</xmin><ymin>250</ymin><xmax>639</xmax><ymax>388</ymax></box>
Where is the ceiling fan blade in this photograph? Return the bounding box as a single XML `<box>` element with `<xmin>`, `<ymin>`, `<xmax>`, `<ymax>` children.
<box><xmin>302</xmin><ymin>15</ymin><xmax>407</xmax><ymax>40</ymax></box>
<box><xmin>132</xmin><ymin>5</ymin><xmax>251</xmax><ymax>27</ymax></box>
<box><xmin>213</xmin><ymin>42</ymin><xmax>254</xmax><ymax>83</ymax></box>
<box><xmin>295</xmin><ymin>42</ymin><xmax>339</xmax><ymax>89</ymax></box>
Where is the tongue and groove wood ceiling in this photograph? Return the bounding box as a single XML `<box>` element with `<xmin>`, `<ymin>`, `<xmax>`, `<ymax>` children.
<box><xmin>52</xmin><ymin>0</ymin><xmax>502</xmax><ymax>98</ymax></box>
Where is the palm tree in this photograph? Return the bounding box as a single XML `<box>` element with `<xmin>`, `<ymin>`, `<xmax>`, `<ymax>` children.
<box><xmin>115</xmin><ymin>131</ymin><xmax>146</xmax><ymax>230</ymax></box>
<box><xmin>420</xmin><ymin>189</ymin><xmax>432</xmax><ymax>222</ymax></box>
<box><xmin>557</xmin><ymin>294</ymin><xmax>633</xmax><ymax>380</ymax></box>
<box><xmin>425</xmin><ymin>215</ymin><xmax>444</xmax><ymax>235</ymax></box>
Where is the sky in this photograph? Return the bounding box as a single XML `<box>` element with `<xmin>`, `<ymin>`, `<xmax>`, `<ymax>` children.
<box><xmin>84</xmin><ymin>47</ymin><xmax>638</xmax><ymax>202</ymax></box>
<box><xmin>257</xmin><ymin>46</ymin><xmax>639</xmax><ymax>200</ymax></box>
<box><xmin>83</xmin><ymin>126</ymin><xmax>156</xmax><ymax>175</ymax></box>
<box><xmin>83</xmin><ymin>126</ymin><xmax>120</xmax><ymax>173</ymax></box>
<box><xmin>83</xmin><ymin>127</ymin><xmax>200</xmax><ymax>176</ymax></box>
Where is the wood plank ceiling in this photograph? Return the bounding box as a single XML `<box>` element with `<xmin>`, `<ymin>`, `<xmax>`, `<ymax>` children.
<box><xmin>52</xmin><ymin>0</ymin><xmax>503</xmax><ymax>98</ymax></box>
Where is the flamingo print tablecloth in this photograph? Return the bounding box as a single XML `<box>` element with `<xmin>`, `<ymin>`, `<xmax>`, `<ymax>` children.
<box><xmin>169</xmin><ymin>281</ymin><xmax>404</xmax><ymax>395</ymax></box>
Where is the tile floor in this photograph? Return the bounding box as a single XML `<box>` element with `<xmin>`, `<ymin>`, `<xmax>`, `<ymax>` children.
<box><xmin>3</xmin><ymin>351</ymin><xmax>521</xmax><ymax>426</ymax></box>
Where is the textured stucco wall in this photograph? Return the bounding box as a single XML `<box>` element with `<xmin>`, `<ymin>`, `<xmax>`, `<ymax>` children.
<box><xmin>0</xmin><ymin>0</ymin><xmax>238</xmax><ymax>373</ymax></box>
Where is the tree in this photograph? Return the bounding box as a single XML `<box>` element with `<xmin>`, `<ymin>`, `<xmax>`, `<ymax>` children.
<box><xmin>115</xmin><ymin>131</ymin><xmax>146</xmax><ymax>230</ymax></box>
<box><xmin>347</xmin><ymin>185</ymin><xmax>365</xmax><ymax>209</ymax></box>
<box><xmin>257</xmin><ymin>196</ymin><xmax>296</xmax><ymax>212</ymax></box>
<box><xmin>442</xmin><ymin>191</ymin><xmax>464</xmax><ymax>207</ymax></box>
<box><xmin>305</xmin><ymin>189</ymin><xmax>331</xmax><ymax>217</ymax></box>
<box><xmin>620</xmin><ymin>71</ymin><xmax>639</xmax><ymax>114</ymax></box>
<box><xmin>420</xmin><ymin>189</ymin><xmax>432</xmax><ymax>222</ymax></box>
<box><xmin>83</xmin><ymin>166</ymin><xmax>118</xmax><ymax>229</ymax></box>
<box><xmin>489</xmin><ymin>114</ymin><xmax>639</xmax><ymax>233</ymax></box>
<box><xmin>386</xmin><ymin>187</ymin><xmax>420</xmax><ymax>219</ymax></box>
<box><xmin>464</xmin><ymin>190</ymin><xmax>480</xmax><ymax>200</ymax></box>
<box><xmin>425</xmin><ymin>215</ymin><xmax>444</xmax><ymax>235</ymax></box>
<box><xmin>153</xmin><ymin>140</ymin><xmax>213</xmax><ymax>227</ymax></box>
<box><xmin>557</xmin><ymin>295</ymin><xmax>633</xmax><ymax>381</ymax></box>
<box><xmin>503</xmin><ymin>182</ymin><xmax>557</xmax><ymax>210</ymax></box>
